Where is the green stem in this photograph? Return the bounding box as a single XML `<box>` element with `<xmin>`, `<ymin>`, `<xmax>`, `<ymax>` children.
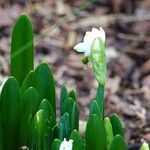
<box><xmin>96</xmin><ymin>83</ymin><xmax>105</xmax><ymax>120</ymax></box>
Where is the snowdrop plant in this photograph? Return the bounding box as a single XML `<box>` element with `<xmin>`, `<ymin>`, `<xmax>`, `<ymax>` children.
<box><xmin>0</xmin><ymin>14</ymin><xmax>149</xmax><ymax>150</ymax></box>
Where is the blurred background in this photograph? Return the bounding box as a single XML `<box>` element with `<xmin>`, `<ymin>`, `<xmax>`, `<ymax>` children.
<box><xmin>0</xmin><ymin>0</ymin><xmax>150</xmax><ymax>148</ymax></box>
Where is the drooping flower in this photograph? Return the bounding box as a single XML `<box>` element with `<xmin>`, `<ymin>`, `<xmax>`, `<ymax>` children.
<box><xmin>74</xmin><ymin>27</ymin><xmax>106</xmax><ymax>57</ymax></box>
<box><xmin>59</xmin><ymin>138</ymin><xmax>73</xmax><ymax>150</ymax></box>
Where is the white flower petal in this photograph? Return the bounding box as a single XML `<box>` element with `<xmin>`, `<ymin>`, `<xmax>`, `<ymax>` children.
<box><xmin>99</xmin><ymin>27</ymin><xmax>106</xmax><ymax>43</ymax></box>
<box><xmin>73</xmin><ymin>27</ymin><xmax>106</xmax><ymax>57</ymax></box>
<box><xmin>59</xmin><ymin>138</ymin><xmax>73</xmax><ymax>150</ymax></box>
<box><xmin>74</xmin><ymin>43</ymin><xmax>86</xmax><ymax>52</ymax></box>
<box><xmin>74</xmin><ymin>42</ymin><xmax>91</xmax><ymax>54</ymax></box>
<box><xmin>92</xmin><ymin>28</ymin><xmax>101</xmax><ymax>38</ymax></box>
<box><xmin>83</xmin><ymin>32</ymin><xmax>93</xmax><ymax>43</ymax></box>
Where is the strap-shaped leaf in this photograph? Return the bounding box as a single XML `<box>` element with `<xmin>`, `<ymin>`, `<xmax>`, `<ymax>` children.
<box><xmin>32</xmin><ymin>63</ymin><xmax>56</xmax><ymax>114</ymax></box>
<box><xmin>60</xmin><ymin>86</ymin><xmax>68</xmax><ymax>109</ymax></box>
<box><xmin>38</xmin><ymin>99</ymin><xmax>56</xmax><ymax>128</ymax></box>
<box><xmin>30</xmin><ymin>109</ymin><xmax>52</xmax><ymax>150</ymax></box>
<box><xmin>110</xmin><ymin>114</ymin><xmax>124</xmax><ymax>138</ymax></box>
<box><xmin>21</xmin><ymin>70</ymin><xmax>34</xmax><ymax>93</ymax></box>
<box><xmin>110</xmin><ymin>135</ymin><xmax>127</xmax><ymax>150</ymax></box>
<box><xmin>0</xmin><ymin>115</ymin><xmax>3</xmax><ymax>150</ymax></box>
<box><xmin>52</xmin><ymin>124</ymin><xmax>64</xmax><ymax>141</ymax></box>
<box><xmin>85</xmin><ymin>114</ymin><xmax>106</xmax><ymax>150</ymax></box>
<box><xmin>11</xmin><ymin>14</ymin><xmax>34</xmax><ymax>85</ymax></box>
<box><xmin>89</xmin><ymin>100</ymin><xmax>102</xmax><ymax>119</ymax></box>
<box><xmin>59</xmin><ymin>113</ymin><xmax>70</xmax><ymax>140</ymax></box>
<box><xmin>51</xmin><ymin>139</ymin><xmax>61</xmax><ymax>150</ymax></box>
<box><xmin>19</xmin><ymin>87</ymin><xmax>40</xmax><ymax>147</ymax></box>
<box><xmin>61</xmin><ymin>97</ymin><xmax>79</xmax><ymax>131</ymax></box>
<box><xmin>0</xmin><ymin>77</ymin><xmax>21</xmax><ymax>150</ymax></box>
<box><xmin>70</xmin><ymin>130</ymin><xmax>85</xmax><ymax>150</ymax></box>
<box><xmin>69</xmin><ymin>90</ymin><xmax>77</xmax><ymax>101</ymax></box>
<box><xmin>104</xmin><ymin>117</ymin><xmax>113</xmax><ymax>150</ymax></box>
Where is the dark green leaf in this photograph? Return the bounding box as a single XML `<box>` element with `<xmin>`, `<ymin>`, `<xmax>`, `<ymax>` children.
<box><xmin>32</xmin><ymin>63</ymin><xmax>56</xmax><ymax>114</ymax></box>
<box><xmin>30</xmin><ymin>109</ymin><xmax>52</xmax><ymax>150</ymax></box>
<box><xmin>59</xmin><ymin>113</ymin><xmax>70</xmax><ymax>140</ymax></box>
<box><xmin>0</xmin><ymin>77</ymin><xmax>21</xmax><ymax>150</ymax></box>
<box><xmin>11</xmin><ymin>14</ymin><xmax>34</xmax><ymax>85</ymax></box>
<box><xmin>21</xmin><ymin>70</ymin><xmax>34</xmax><ymax>93</ymax></box>
<box><xmin>70</xmin><ymin>130</ymin><xmax>85</xmax><ymax>150</ymax></box>
<box><xmin>60</xmin><ymin>86</ymin><xmax>68</xmax><ymax>109</ymax></box>
<box><xmin>19</xmin><ymin>87</ymin><xmax>40</xmax><ymax>147</ymax></box>
<box><xmin>61</xmin><ymin>97</ymin><xmax>79</xmax><ymax>131</ymax></box>
<box><xmin>38</xmin><ymin>99</ymin><xmax>56</xmax><ymax>127</ymax></box>
<box><xmin>89</xmin><ymin>100</ymin><xmax>102</xmax><ymax>119</ymax></box>
<box><xmin>51</xmin><ymin>139</ymin><xmax>61</xmax><ymax>150</ymax></box>
<box><xmin>110</xmin><ymin>135</ymin><xmax>127</xmax><ymax>150</ymax></box>
<box><xmin>110</xmin><ymin>114</ymin><xmax>124</xmax><ymax>138</ymax></box>
<box><xmin>85</xmin><ymin>114</ymin><xmax>106</xmax><ymax>150</ymax></box>
<box><xmin>52</xmin><ymin>124</ymin><xmax>63</xmax><ymax>141</ymax></box>
<box><xmin>69</xmin><ymin>90</ymin><xmax>77</xmax><ymax>101</ymax></box>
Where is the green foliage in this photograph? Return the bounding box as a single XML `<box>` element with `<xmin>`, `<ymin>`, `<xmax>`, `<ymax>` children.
<box><xmin>11</xmin><ymin>14</ymin><xmax>33</xmax><ymax>86</ymax></box>
<box><xmin>85</xmin><ymin>114</ymin><xmax>106</xmax><ymax>150</ymax></box>
<box><xmin>0</xmin><ymin>77</ymin><xmax>21</xmax><ymax>150</ymax></box>
<box><xmin>110</xmin><ymin>135</ymin><xmax>127</xmax><ymax>150</ymax></box>
<box><xmin>70</xmin><ymin>130</ymin><xmax>85</xmax><ymax>150</ymax></box>
<box><xmin>0</xmin><ymin>13</ymin><xmax>147</xmax><ymax>150</ymax></box>
<box><xmin>110</xmin><ymin>114</ymin><xmax>125</xmax><ymax>138</ymax></box>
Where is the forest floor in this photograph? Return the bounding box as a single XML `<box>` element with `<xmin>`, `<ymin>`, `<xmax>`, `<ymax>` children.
<box><xmin>0</xmin><ymin>0</ymin><xmax>150</xmax><ymax>149</ymax></box>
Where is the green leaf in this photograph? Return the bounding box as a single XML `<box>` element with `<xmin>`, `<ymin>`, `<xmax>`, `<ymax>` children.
<box><xmin>85</xmin><ymin>114</ymin><xmax>106</xmax><ymax>150</ymax></box>
<box><xmin>32</xmin><ymin>63</ymin><xmax>56</xmax><ymax>114</ymax></box>
<box><xmin>51</xmin><ymin>139</ymin><xmax>61</xmax><ymax>150</ymax></box>
<box><xmin>104</xmin><ymin>117</ymin><xmax>113</xmax><ymax>150</ymax></box>
<box><xmin>61</xmin><ymin>97</ymin><xmax>79</xmax><ymax>131</ymax></box>
<box><xmin>70</xmin><ymin>130</ymin><xmax>85</xmax><ymax>150</ymax></box>
<box><xmin>21</xmin><ymin>70</ymin><xmax>34</xmax><ymax>93</ymax></box>
<box><xmin>0</xmin><ymin>77</ymin><xmax>21</xmax><ymax>150</ymax></box>
<box><xmin>30</xmin><ymin>109</ymin><xmax>52</xmax><ymax>150</ymax></box>
<box><xmin>0</xmin><ymin>115</ymin><xmax>3</xmax><ymax>150</ymax></box>
<box><xmin>52</xmin><ymin>124</ymin><xmax>63</xmax><ymax>141</ymax></box>
<box><xmin>11</xmin><ymin>14</ymin><xmax>34</xmax><ymax>85</ymax></box>
<box><xmin>110</xmin><ymin>114</ymin><xmax>124</xmax><ymax>138</ymax></box>
<box><xmin>89</xmin><ymin>100</ymin><xmax>102</xmax><ymax>120</ymax></box>
<box><xmin>38</xmin><ymin>99</ymin><xmax>56</xmax><ymax>127</ymax></box>
<box><xmin>60</xmin><ymin>86</ymin><xmax>68</xmax><ymax>109</ymax></box>
<box><xmin>110</xmin><ymin>135</ymin><xmax>127</xmax><ymax>150</ymax></box>
<box><xmin>91</xmin><ymin>38</ymin><xmax>106</xmax><ymax>86</ymax></box>
<box><xmin>140</xmin><ymin>142</ymin><xmax>150</xmax><ymax>150</ymax></box>
<box><xmin>59</xmin><ymin>113</ymin><xmax>70</xmax><ymax>140</ymax></box>
<box><xmin>69</xmin><ymin>90</ymin><xmax>77</xmax><ymax>101</ymax></box>
<box><xmin>19</xmin><ymin>87</ymin><xmax>40</xmax><ymax>147</ymax></box>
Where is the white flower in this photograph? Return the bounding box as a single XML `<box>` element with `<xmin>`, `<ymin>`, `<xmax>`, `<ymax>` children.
<box><xmin>74</xmin><ymin>27</ymin><xmax>106</xmax><ymax>56</ymax></box>
<box><xmin>59</xmin><ymin>138</ymin><xmax>73</xmax><ymax>150</ymax></box>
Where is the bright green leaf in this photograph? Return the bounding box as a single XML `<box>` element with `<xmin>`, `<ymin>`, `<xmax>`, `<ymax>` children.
<box><xmin>104</xmin><ymin>117</ymin><xmax>113</xmax><ymax>150</ymax></box>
